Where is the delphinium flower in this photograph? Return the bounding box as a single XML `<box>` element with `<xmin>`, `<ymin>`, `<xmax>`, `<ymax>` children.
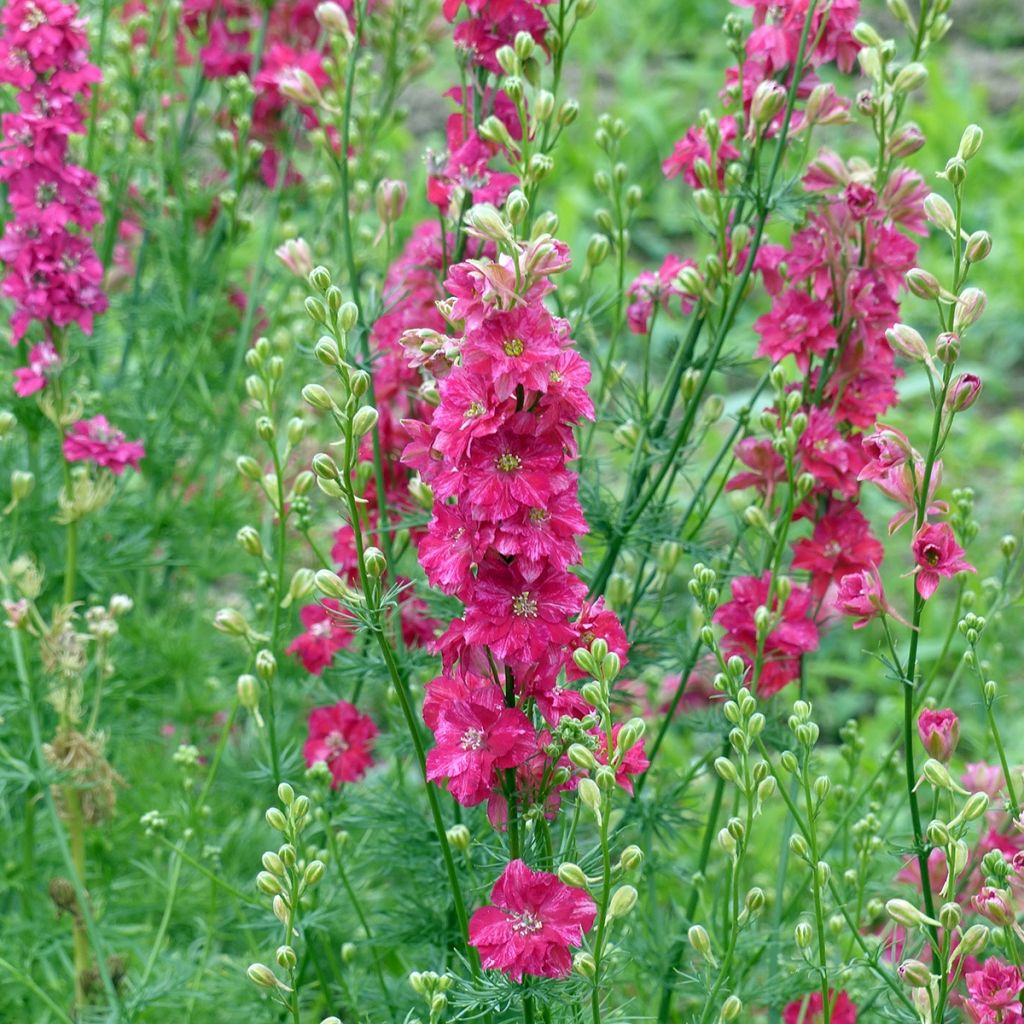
<box><xmin>286</xmin><ymin>599</ymin><xmax>353</xmax><ymax>675</ymax></box>
<box><xmin>13</xmin><ymin>341</ymin><xmax>61</xmax><ymax>397</ymax></box>
<box><xmin>63</xmin><ymin>416</ymin><xmax>145</xmax><ymax>475</ymax></box>
<box><xmin>964</xmin><ymin>959</ymin><xmax>1023</xmax><ymax>1023</ymax></box>
<box><xmin>917</xmin><ymin>708</ymin><xmax>960</xmax><ymax>763</ymax></box>
<box><xmin>443</xmin><ymin>0</ymin><xmax>552</xmax><ymax>75</ymax></box>
<box><xmin>302</xmin><ymin>700</ymin><xmax>377</xmax><ymax>787</ymax></box>
<box><xmin>467</xmin><ymin>859</ymin><xmax>597</xmax><ymax>981</ymax></box>
<box><xmin>783</xmin><ymin>990</ymin><xmax>858</xmax><ymax>1024</ymax></box>
<box><xmin>0</xmin><ymin>0</ymin><xmax>107</xmax><ymax>344</ymax></box>
<box><xmin>402</xmin><ymin>221</ymin><xmax>638</xmax><ymax>978</ymax></box>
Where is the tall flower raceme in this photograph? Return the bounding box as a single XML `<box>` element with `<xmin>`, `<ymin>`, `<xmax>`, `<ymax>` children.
<box><xmin>0</xmin><ymin>0</ymin><xmax>107</xmax><ymax>346</ymax></box>
<box><xmin>401</xmin><ymin>207</ymin><xmax>647</xmax><ymax>1002</ymax></box>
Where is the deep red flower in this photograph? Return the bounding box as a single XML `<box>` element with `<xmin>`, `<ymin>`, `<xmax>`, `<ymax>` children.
<box><xmin>469</xmin><ymin>859</ymin><xmax>597</xmax><ymax>981</ymax></box>
<box><xmin>754</xmin><ymin>289</ymin><xmax>838</xmax><ymax>373</ymax></box>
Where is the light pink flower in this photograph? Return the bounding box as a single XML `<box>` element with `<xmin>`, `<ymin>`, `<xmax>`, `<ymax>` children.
<box><xmin>917</xmin><ymin>708</ymin><xmax>960</xmax><ymax>762</ymax></box>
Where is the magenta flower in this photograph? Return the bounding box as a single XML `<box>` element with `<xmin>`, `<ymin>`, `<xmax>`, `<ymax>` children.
<box><xmin>13</xmin><ymin>341</ymin><xmax>60</xmax><ymax>397</ymax></box>
<box><xmin>425</xmin><ymin>682</ymin><xmax>536</xmax><ymax>806</ymax></box>
<box><xmin>783</xmin><ymin>991</ymin><xmax>857</xmax><ymax>1024</ymax></box>
<box><xmin>469</xmin><ymin>859</ymin><xmax>597</xmax><ymax>981</ymax></box>
<box><xmin>754</xmin><ymin>289</ymin><xmax>838</xmax><ymax>373</ymax></box>
<box><xmin>63</xmin><ymin>416</ymin><xmax>144</xmax><ymax>475</ymax></box>
<box><xmin>713</xmin><ymin>572</ymin><xmax>819</xmax><ymax>698</ymax></box>
<box><xmin>791</xmin><ymin>501</ymin><xmax>884</xmax><ymax>599</ymax></box>
<box><xmin>917</xmin><ymin>708</ymin><xmax>960</xmax><ymax>763</ymax></box>
<box><xmin>971</xmin><ymin>887</ymin><xmax>1016</xmax><ymax>927</ymax></box>
<box><xmin>302</xmin><ymin>701</ymin><xmax>377</xmax><ymax>787</ymax></box>
<box><xmin>911</xmin><ymin>522</ymin><xmax>975</xmax><ymax>600</ymax></box>
<box><xmin>286</xmin><ymin>600</ymin><xmax>353</xmax><ymax>676</ymax></box>
<box><xmin>965</xmin><ymin>959</ymin><xmax>1023</xmax><ymax>1018</ymax></box>
<box><xmin>835</xmin><ymin>569</ymin><xmax>896</xmax><ymax>629</ymax></box>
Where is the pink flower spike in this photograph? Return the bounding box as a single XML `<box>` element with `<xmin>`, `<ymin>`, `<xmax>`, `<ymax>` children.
<box><xmin>468</xmin><ymin>859</ymin><xmax>597</xmax><ymax>981</ymax></box>
<box><xmin>917</xmin><ymin>708</ymin><xmax>960</xmax><ymax>762</ymax></box>
<box><xmin>911</xmin><ymin>522</ymin><xmax>975</xmax><ymax>600</ymax></box>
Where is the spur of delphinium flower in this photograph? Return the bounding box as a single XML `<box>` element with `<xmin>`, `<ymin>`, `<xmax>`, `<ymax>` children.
<box><xmin>468</xmin><ymin>858</ymin><xmax>597</xmax><ymax>981</ymax></box>
<box><xmin>712</xmin><ymin>572</ymin><xmax>819</xmax><ymax>697</ymax></box>
<box><xmin>917</xmin><ymin>708</ymin><xmax>960</xmax><ymax>763</ymax></box>
<box><xmin>909</xmin><ymin>521</ymin><xmax>975</xmax><ymax>600</ymax></box>
<box><xmin>783</xmin><ymin>990</ymin><xmax>858</xmax><ymax>1024</ymax></box>
<box><xmin>13</xmin><ymin>341</ymin><xmax>61</xmax><ymax>397</ymax></box>
<box><xmin>63</xmin><ymin>416</ymin><xmax>145</xmax><ymax>475</ymax></box>
<box><xmin>302</xmin><ymin>700</ymin><xmax>377</xmax><ymax>787</ymax></box>
<box><xmin>287</xmin><ymin>599</ymin><xmax>353</xmax><ymax>675</ymax></box>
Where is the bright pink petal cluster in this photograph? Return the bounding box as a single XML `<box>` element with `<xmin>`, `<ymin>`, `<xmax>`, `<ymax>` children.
<box><xmin>0</xmin><ymin>0</ymin><xmax>107</xmax><ymax>344</ymax></box>
<box><xmin>965</xmin><ymin>959</ymin><xmax>1023</xmax><ymax>1023</ymax></box>
<box><xmin>13</xmin><ymin>341</ymin><xmax>61</xmax><ymax>397</ymax></box>
<box><xmin>286</xmin><ymin>599</ymin><xmax>354</xmax><ymax>675</ymax></box>
<box><xmin>917</xmin><ymin>707</ymin><xmax>960</xmax><ymax>762</ymax></box>
<box><xmin>63</xmin><ymin>415</ymin><xmax>145</xmax><ymax>475</ymax></box>
<box><xmin>302</xmin><ymin>700</ymin><xmax>377</xmax><ymax>787</ymax></box>
<box><xmin>713</xmin><ymin>572</ymin><xmax>819</xmax><ymax>697</ymax></box>
<box><xmin>911</xmin><ymin>522</ymin><xmax>975</xmax><ymax>600</ymax></box>
<box><xmin>468</xmin><ymin>859</ymin><xmax>596</xmax><ymax>981</ymax></box>
<box><xmin>443</xmin><ymin>0</ymin><xmax>552</xmax><ymax>74</ymax></box>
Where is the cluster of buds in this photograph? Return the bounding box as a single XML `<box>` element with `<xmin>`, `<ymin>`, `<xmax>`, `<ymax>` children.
<box><xmin>247</xmin><ymin>784</ymin><xmax>327</xmax><ymax>1006</ymax></box>
<box><xmin>408</xmin><ymin>970</ymin><xmax>453</xmax><ymax>1024</ymax></box>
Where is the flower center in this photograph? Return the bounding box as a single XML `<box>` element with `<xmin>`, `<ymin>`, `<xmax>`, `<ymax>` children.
<box><xmin>923</xmin><ymin>545</ymin><xmax>940</xmax><ymax>566</ymax></box>
<box><xmin>503</xmin><ymin>337</ymin><xmax>525</xmax><ymax>357</ymax></box>
<box><xmin>325</xmin><ymin>730</ymin><xmax>348</xmax><ymax>754</ymax></box>
<box><xmin>311</xmin><ymin>620</ymin><xmax>333</xmax><ymax>638</ymax></box>
<box><xmin>496</xmin><ymin>452</ymin><xmax>521</xmax><ymax>472</ymax></box>
<box><xmin>823</xmin><ymin>541</ymin><xmax>841</xmax><ymax>558</ymax></box>
<box><xmin>549</xmin><ymin>370</ymin><xmax>563</xmax><ymax>383</ymax></box>
<box><xmin>512</xmin><ymin>592</ymin><xmax>538</xmax><ymax>618</ymax></box>
<box><xmin>464</xmin><ymin>401</ymin><xmax>486</xmax><ymax>419</ymax></box>
<box><xmin>460</xmin><ymin>727</ymin><xmax>485</xmax><ymax>751</ymax></box>
<box><xmin>510</xmin><ymin>910</ymin><xmax>543</xmax><ymax>935</ymax></box>
<box><xmin>529</xmin><ymin>507</ymin><xmax>548</xmax><ymax>524</ymax></box>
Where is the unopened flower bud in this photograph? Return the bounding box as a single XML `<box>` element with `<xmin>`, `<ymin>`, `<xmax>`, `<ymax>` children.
<box><xmin>965</xmin><ymin>230</ymin><xmax>992</xmax><ymax>263</ymax></box>
<box><xmin>446</xmin><ymin>824</ymin><xmax>471</xmax><ymax>851</ymax></box>
<box><xmin>608</xmin><ymin>885</ymin><xmax>638</xmax><ymax>919</ymax></box>
<box><xmin>303</xmin><ymin>860</ymin><xmax>326</xmax><ymax>887</ymax></box>
<box><xmin>236</xmin><ymin>525</ymin><xmax>263</xmax><ymax>556</ymax></box>
<box><xmin>905</xmin><ymin>267</ymin><xmax>942</xmax><ymax>299</ymax></box>
<box><xmin>247</xmin><ymin>963</ymin><xmax>280</xmax><ymax>989</ymax></box>
<box><xmin>315</xmin><ymin>2</ymin><xmax>351</xmax><ymax>36</ymax></box>
<box><xmin>945</xmin><ymin>373</ymin><xmax>982</xmax><ymax>413</ymax></box>
<box><xmin>558</xmin><ymin>862</ymin><xmax>589</xmax><ymax>888</ymax></box>
<box><xmin>923</xmin><ymin>193</ymin><xmax>956</xmax><ymax>235</ymax></box>
<box><xmin>237</xmin><ymin>674</ymin><xmax>260</xmax><ymax>710</ymax></box>
<box><xmin>886</xmin><ymin>898</ymin><xmax>940</xmax><ymax>928</ymax></box>
<box><xmin>315</xmin><ymin>570</ymin><xmax>350</xmax><ymax>600</ymax></box>
<box><xmin>750</xmin><ymin>80</ymin><xmax>786</xmax><ymax>126</ymax></box>
<box><xmin>255</xmin><ymin>649</ymin><xmax>277</xmax><ymax>680</ymax></box>
<box><xmin>720</xmin><ymin>995</ymin><xmax>742</xmax><ymax>1022</ymax></box>
<box><xmin>351</xmin><ymin>406</ymin><xmax>379</xmax><ymax>438</ymax></box>
<box><xmin>935</xmin><ymin>331</ymin><xmax>960</xmax><ymax>364</ymax></box>
<box><xmin>886</xmin><ymin>323</ymin><xmax>929</xmax><ymax>362</ymax></box>
<box><xmin>898</xmin><ymin>959</ymin><xmax>933</xmax><ymax>987</ymax></box>
<box><xmin>276</xmin><ymin>944</ymin><xmax>297</xmax><ymax>970</ymax></box>
<box><xmin>573</xmin><ymin>951</ymin><xmax>596</xmax><ymax>978</ymax></box>
<box><xmin>958</xmin><ymin>124</ymin><xmax>983</xmax><ymax>161</ymax></box>
<box><xmin>567</xmin><ymin>743</ymin><xmax>597</xmax><ymax>770</ymax></box>
<box><xmin>957</xmin><ymin>923</ymin><xmax>989</xmax><ymax>957</ymax></box>
<box><xmin>618</xmin><ymin>845</ymin><xmax>643</xmax><ymax>872</ymax></box>
<box><xmin>893</xmin><ymin>62</ymin><xmax>928</xmax><ymax>94</ymax></box>
<box><xmin>363</xmin><ymin>546</ymin><xmax>387</xmax><ymax>578</ymax></box>
<box><xmin>339</xmin><ymin>302</ymin><xmax>359</xmax><ymax>333</ymax></box>
<box><xmin>214</xmin><ymin>608</ymin><xmax>248</xmax><ymax>636</ymax></box>
<box><xmin>794</xmin><ymin>921</ymin><xmax>813</xmax><ymax>949</ymax></box>
<box><xmin>953</xmin><ymin>288</ymin><xmax>987</xmax><ymax>332</ymax></box>
<box><xmin>375</xmin><ymin>179</ymin><xmax>408</xmax><ymax>225</ymax></box>
<box><xmin>578</xmin><ymin>778</ymin><xmax>601</xmax><ymax>815</ymax></box>
<box><xmin>302</xmin><ymin>383</ymin><xmax>335</xmax><ymax>411</ymax></box>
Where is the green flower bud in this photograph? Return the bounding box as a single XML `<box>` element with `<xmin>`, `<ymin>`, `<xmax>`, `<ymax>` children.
<box><xmin>352</xmin><ymin>405</ymin><xmax>379</xmax><ymax>438</ymax></box>
<box><xmin>247</xmin><ymin>963</ymin><xmax>280</xmax><ymax>988</ymax></box>
<box><xmin>608</xmin><ymin>885</ymin><xmax>637</xmax><ymax>919</ymax></box>
<box><xmin>558</xmin><ymin>862</ymin><xmax>588</xmax><ymax>888</ymax></box>
<box><xmin>276</xmin><ymin>945</ymin><xmax>297</xmax><ymax>970</ymax></box>
<box><xmin>363</xmin><ymin>546</ymin><xmax>387</xmax><ymax>578</ymax></box>
<box><xmin>446</xmin><ymin>824</ymin><xmax>471</xmax><ymax>851</ymax></box>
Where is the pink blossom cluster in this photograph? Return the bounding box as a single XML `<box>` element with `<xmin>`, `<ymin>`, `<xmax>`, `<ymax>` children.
<box><xmin>401</xmin><ymin>237</ymin><xmax>641</xmax><ymax>977</ymax></box>
<box><xmin>63</xmin><ymin>415</ymin><xmax>145</xmax><ymax>475</ymax></box>
<box><xmin>0</xmin><ymin>0</ymin><xmax>107</xmax><ymax>346</ymax></box>
<box><xmin>443</xmin><ymin>0</ymin><xmax>552</xmax><ymax>75</ymax></box>
<box><xmin>178</xmin><ymin>0</ymin><xmax>338</xmax><ymax>186</ymax></box>
<box><xmin>711</xmin><ymin>148</ymin><xmax>942</xmax><ymax>695</ymax></box>
<box><xmin>302</xmin><ymin>699</ymin><xmax>377</xmax><ymax>788</ymax></box>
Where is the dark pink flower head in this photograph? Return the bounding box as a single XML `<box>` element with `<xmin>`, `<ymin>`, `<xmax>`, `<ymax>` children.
<box><xmin>911</xmin><ymin>522</ymin><xmax>975</xmax><ymax>600</ymax></box>
<box><xmin>713</xmin><ymin>572</ymin><xmax>819</xmax><ymax>697</ymax></box>
<box><xmin>834</xmin><ymin>569</ymin><xmax>893</xmax><ymax>629</ymax></box>
<box><xmin>303</xmin><ymin>700</ymin><xmax>377</xmax><ymax>787</ymax></box>
<box><xmin>286</xmin><ymin>599</ymin><xmax>353</xmax><ymax>675</ymax></box>
<box><xmin>662</xmin><ymin>116</ymin><xmax>740</xmax><ymax>189</ymax></box>
<box><xmin>13</xmin><ymin>340</ymin><xmax>60</xmax><ymax>396</ymax></box>
<box><xmin>790</xmin><ymin>501</ymin><xmax>883</xmax><ymax>599</ymax></box>
<box><xmin>917</xmin><ymin>708</ymin><xmax>960</xmax><ymax>763</ymax></box>
<box><xmin>726</xmin><ymin>436</ymin><xmax>787</xmax><ymax>507</ymax></box>
<box><xmin>753</xmin><ymin>289</ymin><xmax>838</xmax><ymax>373</ymax></box>
<box><xmin>425</xmin><ymin>680</ymin><xmax>537</xmax><ymax>806</ymax></box>
<box><xmin>965</xmin><ymin>958</ymin><xmax>1023</xmax><ymax>1016</ymax></box>
<box><xmin>783</xmin><ymin>990</ymin><xmax>857</xmax><ymax>1024</ymax></box>
<box><xmin>63</xmin><ymin>415</ymin><xmax>145</xmax><ymax>475</ymax></box>
<box><xmin>625</xmin><ymin>253</ymin><xmax>699</xmax><ymax>334</ymax></box>
<box><xmin>468</xmin><ymin>859</ymin><xmax>597</xmax><ymax>981</ymax></box>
